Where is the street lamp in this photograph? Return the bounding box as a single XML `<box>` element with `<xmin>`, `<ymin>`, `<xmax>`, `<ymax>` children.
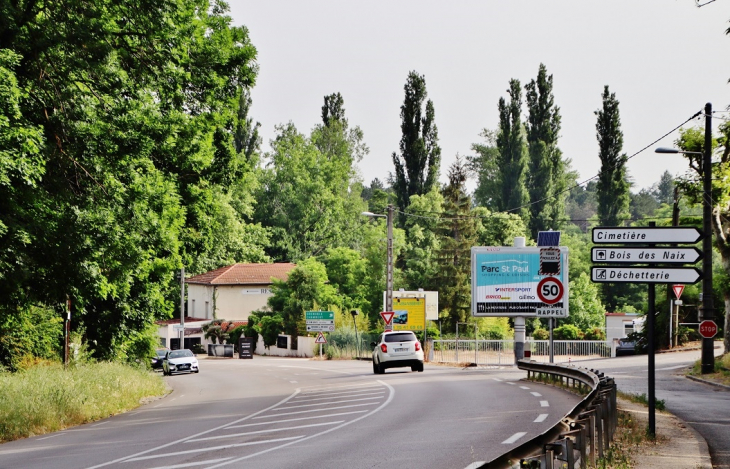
<box><xmin>350</xmin><ymin>310</ymin><xmax>360</xmax><ymax>358</ymax></box>
<box><xmin>361</xmin><ymin>205</ymin><xmax>394</xmax><ymax>313</ymax></box>
<box><xmin>654</xmin><ymin>102</ymin><xmax>714</xmax><ymax>374</ymax></box>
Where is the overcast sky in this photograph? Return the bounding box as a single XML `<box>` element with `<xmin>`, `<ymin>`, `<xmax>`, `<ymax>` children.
<box><xmin>228</xmin><ymin>1</ymin><xmax>729</xmax><ymax>193</ymax></box>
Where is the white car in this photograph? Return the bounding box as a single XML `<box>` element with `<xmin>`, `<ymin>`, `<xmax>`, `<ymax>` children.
<box><xmin>371</xmin><ymin>331</ymin><xmax>424</xmax><ymax>374</ymax></box>
<box><xmin>162</xmin><ymin>349</ymin><xmax>199</xmax><ymax>375</ymax></box>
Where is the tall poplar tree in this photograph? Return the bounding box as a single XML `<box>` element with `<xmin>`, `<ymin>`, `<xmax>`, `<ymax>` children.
<box><xmin>496</xmin><ymin>79</ymin><xmax>530</xmax><ymax>222</ymax></box>
<box><xmin>434</xmin><ymin>157</ymin><xmax>477</xmax><ymax>332</ymax></box>
<box><xmin>392</xmin><ymin>71</ymin><xmax>441</xmax><ymax>221</ymax></box>
<box><xmin>525</xmin><ymin>64</ymin><xmax>566</xmax><ymax>238</ymax></box>
<box><xmin>595</xmin><ymin>86</ymin><xmax>630</xmax><ymax>227</ymax></box>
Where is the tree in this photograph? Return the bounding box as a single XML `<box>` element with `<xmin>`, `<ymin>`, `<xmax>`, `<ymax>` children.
<box><xmin>0</xmin><ymin>0</ymin><xmax>265</xmax><ymax>362</ymax></box>
<box><xmin>652</xmin><ymin>171</ymin><xmax>675</xmax><ymax>205</ymax></box>
<box><xmin>234</xmin><ymin>87</ymin><xmax>261</xmax><ymax>162</ymax></box>
<box><xmin>202</xmin><ymin>319</ymin><xmax>236</xmax><ymax>344</ymax></box>
<box><xmin>595</xmin><ymin>86</ymin><xmax>630</xmax><ymax>227</ymax></box>
<box><xmin>434</xmin><ymin>157</ymin><xmax>478</xmax><ymax>331</ymax></box>
<box><xmin>525</xmin><ymin>64</ymin><xmax>567</xmax><ymax>238</ymax></box>
<box><xmin>565</xmin><ymin>273</ymin><xmax>606</xmax><ymax>332</ymax></box>
<box><xmin>469</xmin><ymin>129</ymin><xmax>501</xmax><ymax>211</ymax></box>
<box><xmin>391</xmin><ymin>71</ymin><xmax>441</xmax><ymax>221</ymax></box>
<box><xmin>496</xmin><ymin>79</ymin><xmax>530</xmax><ymax>222</ymax></box>
<box><xmin>402</xmin><ymin>188</ymin><xmax>443</xmax><ymax>292</ymax></box>
<box><xmin>675</xmin><ymin>125</ymin><xmax>730</xmax><ymax>353</ymax></box>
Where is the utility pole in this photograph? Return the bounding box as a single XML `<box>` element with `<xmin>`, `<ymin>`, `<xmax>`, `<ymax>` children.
<box><xmin>700</xmin><ymin>103</ymin><xmax>714</xmax><ymax>374</ymax></box>
<box><xmin>65</xmin><ymin>296</ymin><xmax>71</xmax><ymax>368</ymax></box>
<box><xmin>386</xmin><ymin>204</ymin><xmax>394</xmax><ymax>312</ymax></box>
<box><xmin>180</xmin><ymin>267</ymin><xmax>185</xmax><ymax>349</ymax></box>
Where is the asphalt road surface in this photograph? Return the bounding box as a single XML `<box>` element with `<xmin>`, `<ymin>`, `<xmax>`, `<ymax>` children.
<box><xmin>582</xmin><ymin>346</ymin><xmax>729</xmax><ymax>468</ymax></box>
<box><xmin>0</xmin><ymin>357</ymin><xmax>581</xmax><ymax>469</ymax></box>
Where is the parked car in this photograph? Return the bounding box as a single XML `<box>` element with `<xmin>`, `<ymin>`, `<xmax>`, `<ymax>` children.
<box><xmin>163</xmin><ymin>349</ymin><xmax>200</xmax><ymax>375</ymax></box>
<box><xmin>150</xmin><ymin>348</ymin><xmax>169</xmax><ymax>370</ymax></box>
<box><xmin>371</xmin><ymin>331</ymin><xmax>424</xmax><ymax>374</ymax></box>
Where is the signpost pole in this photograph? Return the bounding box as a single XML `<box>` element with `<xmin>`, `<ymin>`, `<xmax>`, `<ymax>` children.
<box><xmin>701</xmin><ymin>103</ymin><xmax>714</xmax><ymax>374</ymax></box>
<box><xmin>549</xmin><ymin>318</ymin><xmax>554</xmax><ymax>364</ymax></box>
<box><xmin>647</xmin><ymin>221</ymin><xmax>656</xmax><ymax>437</ymax></box>
<box><xmin>179</xmin><ymin>267</ymin><xmax>185</xmax><ymax>349</ymax></box>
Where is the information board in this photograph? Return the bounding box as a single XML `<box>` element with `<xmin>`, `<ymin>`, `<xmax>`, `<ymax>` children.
<box><xmin>392</xmin><ymin>297</ymin><xmax>426</xmax><ymax>331</ymax></box>
<box><xmin>471</xmin><ymin>246</ymin><xmax>569</xmax><ymax>318</ymax></box>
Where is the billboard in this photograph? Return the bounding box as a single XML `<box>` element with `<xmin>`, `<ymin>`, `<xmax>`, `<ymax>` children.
<box><xmin>384</xmin><ymin>290</ymin><xmax>438</xmax><ymax>320</ymax></box>
<box><xmin>471</xmin><ymin>246</ymin><xmax>569</xmax><ymax>318</ymax></box>
<box><xmin>391</xmin><ymin>297</ymin><xmax>426</xmax><ymax>331</ymax></box>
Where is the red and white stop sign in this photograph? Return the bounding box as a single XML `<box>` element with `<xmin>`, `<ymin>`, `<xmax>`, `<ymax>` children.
<box><xmin>699</xmin><ymin>320</ymin><xmax>718</xmax><ymax>339</ymax></box>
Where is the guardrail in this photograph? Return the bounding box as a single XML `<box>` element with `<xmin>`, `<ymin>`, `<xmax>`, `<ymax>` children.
<box><xmin>478</xmin><ymin>360</ymin><xmax>617</xmax><ymax>468</ymax></box>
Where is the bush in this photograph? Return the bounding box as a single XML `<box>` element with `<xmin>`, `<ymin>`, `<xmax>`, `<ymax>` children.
<box><xmin>553</xmin><ymin>324</ymin><xmax>583</xmax><ymax>340</ymax></box>
<box><xmin>532</xmin><ymin>329</ymin><xmax>549</xmax><ymax>340</ymax></box>
<box><xmin>583</xmin><ymin>327</ymin><xmax>606</xmax><ymax>341</ymax></box>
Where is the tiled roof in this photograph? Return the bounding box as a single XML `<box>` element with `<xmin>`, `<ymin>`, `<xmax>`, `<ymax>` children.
<box><xmin>186</xmin><ymin>263</ymin><xmax>296</xmax><ymax>286</ymax></box>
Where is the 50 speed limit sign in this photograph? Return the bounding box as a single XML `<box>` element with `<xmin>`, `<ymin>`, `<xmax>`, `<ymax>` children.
<box><xmin>537</xmin><ymin>277</ymin><xmax>564</xmax><ymax>305</ymax></box>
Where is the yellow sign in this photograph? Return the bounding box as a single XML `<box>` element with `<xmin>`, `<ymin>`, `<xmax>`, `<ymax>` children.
<box><xmin>392</xmin><ymin>297</ymin><xmax>426</xmax><ymax>331</ymax></box>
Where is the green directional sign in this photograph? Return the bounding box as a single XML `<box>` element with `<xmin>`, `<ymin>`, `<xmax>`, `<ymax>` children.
<box><xmin>305</xmin><ymin>311</ymin><xmax>335</xmax><ymax>321</ymax></box>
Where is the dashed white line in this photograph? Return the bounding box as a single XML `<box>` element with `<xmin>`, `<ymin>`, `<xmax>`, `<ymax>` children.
<box><xmin>91</xmin><ymin>422</ymin><xmax>108</xmax><ymax>427</ymax></box>
<box><xmin>502</xmin><ymin>432</ymin><xmax>527</xmax><ymax>444</ymax></box>
<box><xmin>492</xmin><ymin>378</ymin><xmax>503</xmax><ymax>382</ymax></box>
<box><xmin>534</xmin><ymin>414</ymin><xmax>549</xmax><ymax>423</ymax></box>
<box><xmin>540</xmin><ymin>401</ymin><xmax>550</xmax><ymax>407</ymax></box>
<box><xmin>37</xmin><ymin>434</ymin><xmax>63</xmax><ymax>441</ymax></box>
<box><xmin>530</xmin><ymin>392</ymin><xmax>542</xmax><ymax>397</ymax></box>
<box><xmin>519</xmin><ymin>386</ymin><xmax>530</xmax><ymax>390</ymax></box>
<box><xmin>506</xmin><ymin>382</ymin><xmax>516</xmax><ymax>385</ymax></box>
<box><xmin>289</xmin><ymin>381</ymin><xmax>298</xmax><ymax>384</ymax></box>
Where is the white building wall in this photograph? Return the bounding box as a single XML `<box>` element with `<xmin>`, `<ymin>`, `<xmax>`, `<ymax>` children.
<box><xmin>605</xmin><ymin>314</ymin><xmax>640</xmax><ymax>342</ymax></box>
<box><xmin>187</xmin><ymin>284</ymin><xmax>273</xmax><ymax>321</ymax></box>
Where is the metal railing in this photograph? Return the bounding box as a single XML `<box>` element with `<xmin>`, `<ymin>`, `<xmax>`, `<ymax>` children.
<box><xmin>430</xmin><ymin>340</ymin><xmax>611</xmax><ymax>365</ymax></box>
<box><xmin>479</xmin><ymin>361</ymin><xmax>618</xmax><ymax>468</ymax></box>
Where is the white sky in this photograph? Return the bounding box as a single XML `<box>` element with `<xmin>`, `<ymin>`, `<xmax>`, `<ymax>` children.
<box><xmin>228</xmin><ymin>1</ymin><xmax>730</xmax><ymax>193</ymax></box>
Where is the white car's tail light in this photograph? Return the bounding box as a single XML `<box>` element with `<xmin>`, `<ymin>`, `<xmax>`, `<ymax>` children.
<box><xmin>415</xmin><ymin>342</ymin><xmax>421</xmax><ymax>352</ymax></box>
<box><xmin>380</xmin><ymin>343</ymin><xmax>388</xmax><ymax>353</ymax></box>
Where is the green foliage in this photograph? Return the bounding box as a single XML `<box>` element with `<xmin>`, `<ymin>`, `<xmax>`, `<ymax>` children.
<box><xmin>532</xmin><ymin>328</ymin><xmax>549</xmax><ymax>340</ymax></box>
<box><xmin>595</xmin><ymin>86</ymin><xmax>630</xmax><ymax>227</ymax></box>
<box><xmin>258</xmin><ymin>315</ymin><xmax>284</xmax><ymax>349</ymax></box>
<box><xmin>402</xmin><ymin>189</ymin><xmax>443</xmax><ymax>291</ymax></box>
<box><xmin>0</xmin><ymin>305</ymin><xmax>63</xmax><ymax>372</ymax></box>
<box><xmin>524</xmin><ymin>64</ymin><xmax>568</xmax><ymax>238</ymax></box>
<box><xmin>434</xmin><ymin>158</ymin><xmax>477</xmax><ymax>331</ymax></box>
<box><xmin>566</xmin><ymin>272</ymin><xmax>606</xmax><ymax>331</ymax></box>
<box><xmin>477</xmin><ymin>317</ymin><xmax>513</xmax><ymax>340</ymax></box>
<box><xmin>553</xmin><ymin>324</ymin><xmax>583</xmax><ymax>340</ymax></box>
<box><xmin>391</xmin><ymin>71</ymin><xmax>441</xmax><ymax>222</ymax></box>
<box><xmin>584</xmin><ymin>327</ymin><xmax>607</xmax><ymax>341</ymax></box>
<box><xmin>202</xmin><ymin>319</ymin><xmax>236</xmax><ymax>345</ymax></box>
<box><xmin>496</xmin><ymin>79</ymin><xmax>530</xmax><ymax>221</ymax></box>
<box><xmin>474</xmin><ymin>207</ymin><xmax>528</xmax><ymax>247</ymax></box>
<box><xmin>0</xmin><ymin>362</ymin><xmax>166</xmax><ymax>442</ymax></box>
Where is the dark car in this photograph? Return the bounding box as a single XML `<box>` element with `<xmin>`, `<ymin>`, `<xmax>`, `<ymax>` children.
<box><xmin>150</xmin><ymin>348</ymin><xmax>170</xmax><ymax>370</ymax></box>
<box><xmin>615</xmin><ymin>339</ymin><xmax>636</xmax><ymax>356</ymax></box>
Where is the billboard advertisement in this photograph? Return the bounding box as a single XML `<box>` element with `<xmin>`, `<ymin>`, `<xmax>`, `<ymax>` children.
<box><xmin>471</xmin><ymin>246</ymin><xmax>569</xmax><ymax>318</ymax></box>
<box><xmin>384</xmin><ymin>291</ymin><xmax>438</xmax><ymax>320</ymax></box>
<box><xmin>391</xmin><ymin>297</ymin><xmax>426</xmax><ymax>331</ymax></box>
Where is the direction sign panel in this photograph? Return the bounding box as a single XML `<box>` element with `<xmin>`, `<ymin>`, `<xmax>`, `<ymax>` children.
<box><xmin>305</xmin><ymin>311</ymin><xmax>335</xmax><ymax>321</ymax></box>
<box><xmin>699</xmin><ymin>320</ymin><xmax>718</xmax><ymax>339</ymax></box>
<box><xmin>591</xmin><ymin>267</ymin><xmax>702</xmax><ymax>284</ymax></box>
<box><xmin>591</xmin><ymin>247</ymin><xmax>702</xmax><ymax>264</ymax></box>
<box><xmin>471</xmin><ymin>246</ymin><xmax>569</xmax><ymax>318</ymax></box>
<box><xmin>592</xmin><ymin>226</ymin><xmax>703</xmax><ymax>244</ymax></box>
<box><xmin>306</xmin><ymin>324</ymin><xmax>335</xmax><ymax>332</ymax></box>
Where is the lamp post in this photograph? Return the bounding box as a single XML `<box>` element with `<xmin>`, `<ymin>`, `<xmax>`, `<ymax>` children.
<box><xmin>361</xmin><ymin>204</ymin><xmax>394</xmax><ymax>312</ymax></box>
<box><xmin>655</xmin><ymin>102</ymin><xmax>714</xmax><ymax>374</ymax></box>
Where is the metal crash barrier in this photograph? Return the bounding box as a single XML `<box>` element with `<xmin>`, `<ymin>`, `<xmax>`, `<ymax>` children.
<box><xmin>479</xmin><ymin>360</ymin><xmax>617</xmax><ymax>468</ymax></box>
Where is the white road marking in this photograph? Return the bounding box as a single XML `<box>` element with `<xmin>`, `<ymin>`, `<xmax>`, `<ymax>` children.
<box><xmin>502</xmin><ymin>432</ymin><xmax>527</xmax><ymax>444</ymax></box>
<box><xmin>187</xmin><ymin>421</ymin><xmax>344</xmax><ymax>442</ymax></box>
<box><xmin>540</xmin><ymin>401</ymin><xmax>550</xmax><ymax>407</ymax></box>
<box><xmin>123</xmin><ymin>436</ymin><xmax>304</xmax><ymax>462</ymax></box>
<box><xmin>86</xmin><ymin>389</ymin><xmax>303</xmax><ymax>468</ymax></box>
<box><xmin>492</xmin><ymin>378</ymin><xmax>503</xmax><ymax>382</ymax></box>
<box><xmin>294</xmin><ymin>391</ymin><xmax>384</xmax><ymax>403</ymax></box>
<box><xmin>534</xmin><ymin>414</ymin><xmax>549</xmax><ymax>423</ymax></box>
<box><xmin>91</xmin><ymin>422</ymin><xmax>108</xmax><ymax>427</ymax></box>
<box><xmin>519</xmin><ymin>386</ymin><xmax>530</xmax><ymax>390</ymax></box>
<box><xmin>463</xmin><ymin>462</ymin><xmax>486</xmax><ymax>469</ymax></box>
<box><xmin>275</xmin><ymin>396</ymin><xmax>382</xmax><ymax>410</ymax></box>
<box><xmin>205</xmin><ymin>380</ymin><xmax>395</xmax><ymax>469</ymax></box>
<box><xmin>530</xmin><ymin>392</ymin><xmax>542</xmax><ymax>397</ymax></box>
<box><xmin>37</xmin><ymin>434</ymin><xmax>63</xmax><ymax>441</ymax></box>
<box><xmin>297</xmin><ymin>388</ymin><xmax>384</xmax><ymax>399</ymax></box>
<box><xmin>289</xmin><ymin>381</ymin><xmax>298</xmax><ymax>384</ymax></box>
<box><xmin>301</xmin><ymin>383</ymin><xmax>382</xmax><ymax>394</ymax></box>
<box><xmin>656</xmin><ymin>364</ymin><xmax>689</xmax><ymax>371</ymax></box>
<box><xmin>225</xmin><ymin>411</ymin><xmax>368</xmax><ymax>429</ymax></box>
<box><xmin>506</xmin><ymin>382</ymin><xmax>516</xmax><ymax>385</ymax></box>
<box><xmin>254</xmin><ymin>402</ymin><xmax>378</xmax><ymax>418</ymax></box>
<box><xmin>149</xmin><ymin>458</ymin><xmax>233</xmax><ymax>469</ymax></box>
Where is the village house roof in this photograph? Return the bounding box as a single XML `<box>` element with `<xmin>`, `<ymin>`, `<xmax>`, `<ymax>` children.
<box><xmin>185</xmin><ymin>263</ymin><xmax>296</xmax><ymax>286</ymax></box>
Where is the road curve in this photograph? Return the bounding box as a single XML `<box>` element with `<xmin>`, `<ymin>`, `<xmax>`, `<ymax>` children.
<box><xmin>0</xmin><ymin>357</ymin><xmax>582</xmax><ymax>469</ymax></box>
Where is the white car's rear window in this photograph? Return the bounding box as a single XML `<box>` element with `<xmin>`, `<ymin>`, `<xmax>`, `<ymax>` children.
<box><xmin>384</xmin><ymin>333</ymin><xmax>416</xmax><ymax>343</ymax></box>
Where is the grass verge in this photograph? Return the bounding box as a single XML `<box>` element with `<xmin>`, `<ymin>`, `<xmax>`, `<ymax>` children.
<box><xmin>0</xmin><ymin>362</ymin><xmax>168</xmax><ymax>442</ymax></box>
<box><xmin>687</xmin><ymin>352</ymin><xmax>730</xmax><ymax>386</ymax></box>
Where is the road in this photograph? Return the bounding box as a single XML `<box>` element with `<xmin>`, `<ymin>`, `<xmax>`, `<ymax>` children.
<box><xmin>0</xmin><ymin>357</ymin><xmax>581</xmax><ymax>469</ymax></box>
<box><xmin>583</xmin><ymin>346</ymin><xmax>729</xmax><ymax>468</ymax></box>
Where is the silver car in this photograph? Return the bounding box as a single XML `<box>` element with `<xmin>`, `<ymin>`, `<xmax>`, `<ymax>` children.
<box><xmin>162</xmin><ymin>349</ymin><xmax>200</xmax><ymax>375</ymax></box>
<box><xmin>371</xmin><ymin>331</ymin><xmax>424</xmax><ymax>374</ymax></box>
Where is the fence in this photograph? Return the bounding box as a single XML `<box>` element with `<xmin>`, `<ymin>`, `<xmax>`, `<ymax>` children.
<box><xmin>430</xmin><ymin>340</ymin><xmax>611</xmax><ymax>366</ymax></box>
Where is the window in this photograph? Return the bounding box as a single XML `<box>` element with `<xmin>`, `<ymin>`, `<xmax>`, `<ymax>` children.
<box><xmin>384</xmin><ymin>332</ymin><xmax>417</xmax><ymax>343</ymax></box>
<box><xmin>623</xmin><ymin>321</ymin><xmax>634</xmax><ymax>336</ymax></box>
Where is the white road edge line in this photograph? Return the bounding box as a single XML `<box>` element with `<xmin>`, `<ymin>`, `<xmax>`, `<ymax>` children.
<box><xmin>463</xmin><ymin>462</ymin><xmax>486</xmax><ymax>469</ymax></box>
<box><xmin>204</xmin><ymin>380</ymin><xmax>395</xmax><ymax>469</ymax></box>
<box><xmin>85</xmin><ymin>389</ymin><xmax>302</xmax><ymax>468</ymax></box>
<box><xmin>502</xmin><ymin>432</ymin><xmax>527</xmax><ymax>444</ymax></box>
<box><xmin>540</xmin><ymin>401</ymin><xmax>550</xmax><ymax>407</ymax></box>
<box><xmin>534</xmin><ymin>414</ymin><xmax>549</xmax><ymax>423</ymax></box>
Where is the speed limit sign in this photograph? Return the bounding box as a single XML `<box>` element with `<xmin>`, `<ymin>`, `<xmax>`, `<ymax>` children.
<box><xmin>537</xmin><ymin>277</ymin><xmax>564</xmax><ymax>305</ymax></box>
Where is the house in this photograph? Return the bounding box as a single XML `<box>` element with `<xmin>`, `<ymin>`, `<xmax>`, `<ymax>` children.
<box><xmin>157</xmin><ymin>263</ymin><xmax>296</xmax><ymax>350</ymax></box>
<box><xmin>185</xmin><ymin>263</ymin><xmax>296</xmax><ymax>322</ymax></box>
<box><xmin>605</xmin><ymin>312</ymin><xmax>643</xmax><ymax>343</ymax></box>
